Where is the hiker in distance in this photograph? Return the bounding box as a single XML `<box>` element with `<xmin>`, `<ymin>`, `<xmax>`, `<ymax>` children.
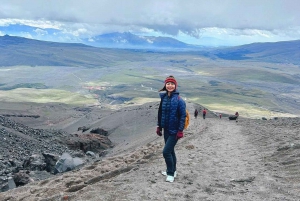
<box><xmin>235</xmin><ymin>111</ymin><xmax>239</xmax><ymax>122</ymax></box>
<box><xmin>202</xmin><ymin>108</ymin><xmax>207</xmax><ymax>119</ymax></box>
<box><xmin>194</xmin><ymin>109</ymin><xmax>198</xmax><ymax>119</ymax></box>
<box><xmin>156</xmin><ymin>75</ymin><xmax>186</xmax><ymax>183</ymax></box>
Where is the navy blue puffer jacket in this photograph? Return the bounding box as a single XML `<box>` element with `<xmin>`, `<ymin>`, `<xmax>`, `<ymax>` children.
<box><xmin>157</xmin><ymin>90</ymin><xmax>186</xmax><ymax>135</ymax></box>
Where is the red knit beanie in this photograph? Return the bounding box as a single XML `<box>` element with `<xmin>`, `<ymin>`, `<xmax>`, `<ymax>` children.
<box><xmin>159</xmin><ymin>75</ymin><xmax>177</xmax><ymax>92</ymax></box>
<box><xmin>164</xmin><ymin>76</ymin><xmax>177</xmax><ymax>89</ymax></box>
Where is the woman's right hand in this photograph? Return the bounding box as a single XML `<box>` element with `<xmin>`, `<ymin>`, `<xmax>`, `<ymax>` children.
<box><xmin>156</xmin><ymin>127</ymin><xmax>162</xmax><ymax>136</ymax></box>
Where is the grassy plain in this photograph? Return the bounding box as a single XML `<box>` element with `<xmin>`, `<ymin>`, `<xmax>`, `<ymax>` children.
<box><xmin>0</xmin><ymin>52</ymin><xmax>299</xmax><ymax>118</ymax></box>
<box><xmin>0</xmin><ymin>88</ymin><xmax>98</xmax><ymax>106</ymax></box>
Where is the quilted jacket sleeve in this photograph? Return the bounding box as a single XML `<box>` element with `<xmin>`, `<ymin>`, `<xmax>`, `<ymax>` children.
<box><xmin>177</xmin><ymin>98</ymin><xmax>186</xmax><ymax>131</ymax></box>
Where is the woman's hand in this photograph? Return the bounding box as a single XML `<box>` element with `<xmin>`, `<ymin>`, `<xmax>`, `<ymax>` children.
<box><xmin>176</xmin><ymin>131</ymin><xmax>183</xmax><ymax>140</ymax></box>
<box><xmin>156</xmin><ymin>127</ymin><xmax>162</xmax><ymax>136</ymax></box>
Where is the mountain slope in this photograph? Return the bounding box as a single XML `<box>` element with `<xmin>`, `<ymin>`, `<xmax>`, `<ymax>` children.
<box><xmin>1</xmin><ymin>35</ymin><xmax>300</xmax><ymax>67</ymax></box>
<box><xmin>210</xmin><ymin>40</ymin><xmax>300</xmax><ymax>64</ymax></box>
<box><xmin>0</xmin><ymin>35</ymin><xmax>145</xmax><ymax>67</ymax></box>
<box><xmin>1</xmin><ymin>110</ymin><xmax>300</xmax><ymax>200</ymax></box>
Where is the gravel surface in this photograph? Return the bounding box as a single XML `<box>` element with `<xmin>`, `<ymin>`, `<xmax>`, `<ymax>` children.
<box><xmin>1</xmin><ymin>101</ymin><xmax>299</xmax><ymax>200</ymax></box>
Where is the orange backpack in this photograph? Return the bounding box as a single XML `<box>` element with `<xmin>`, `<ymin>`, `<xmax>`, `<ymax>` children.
<box><xmin>183</xmin><ymin>109</ymin><xmax>190</xmax><ymax>130</ymax></box>
<box><xmin>178</xmin><ymin>96</ymin><xmax>189</xmax><ymax>130</ymax></box>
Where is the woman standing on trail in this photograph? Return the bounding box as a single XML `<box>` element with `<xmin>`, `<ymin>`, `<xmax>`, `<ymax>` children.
<box><xmin>156</xmin><ymin>75</ymin><xmax>186</xmax><ymax>183</ymax></box>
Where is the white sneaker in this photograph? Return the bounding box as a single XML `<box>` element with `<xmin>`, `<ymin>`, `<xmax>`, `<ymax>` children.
<box><xmin>161</xmin><ymin>171</ymin><xmax>177</xmax><ymax>178</ymax></box>
<box><xmin>166</xmin><ymin>175</ymin><xmax>174</xmax><ymax>182</ymax></box>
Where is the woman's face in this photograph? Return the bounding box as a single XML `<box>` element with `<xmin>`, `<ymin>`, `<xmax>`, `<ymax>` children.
<box><xmin>166</xmin><ymin>82</ymin><xmax>176</xmax><ymax>92</ymax></box>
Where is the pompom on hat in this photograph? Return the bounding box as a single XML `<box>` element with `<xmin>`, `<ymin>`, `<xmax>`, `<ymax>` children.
<box><xmin>159</xmin><ymin>75</ymin><xmax>177</xmax><ymax>91</ymax></box>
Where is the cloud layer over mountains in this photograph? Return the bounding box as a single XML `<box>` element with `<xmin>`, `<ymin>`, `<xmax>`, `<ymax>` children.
<box><xmin>1</xmin><ymin>0</ymin><xmax>300</xmax><ymax>46</ymax></box>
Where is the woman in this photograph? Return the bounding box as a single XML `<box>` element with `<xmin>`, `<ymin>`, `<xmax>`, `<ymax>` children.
<box><xmin>156</xmin><ymin>75</ymin><xmax>186</xmax><ymax>183</ymax></box>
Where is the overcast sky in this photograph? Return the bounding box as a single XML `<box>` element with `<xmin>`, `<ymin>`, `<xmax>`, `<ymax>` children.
<box><xmin>1</xmin><ymin>0</ymin><xmax>300</xmax><ymax>46</ymax></box>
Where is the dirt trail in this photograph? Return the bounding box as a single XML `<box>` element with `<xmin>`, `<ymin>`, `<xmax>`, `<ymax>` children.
<box><xmin>1</xmin><ymin>116</ymin><xmax>299</xmax><ymax>201</ymax></box>
<box><xmin>82</xmin><ymin>117</ymin><xmax>276</xmax><ymax>201</ymax></box>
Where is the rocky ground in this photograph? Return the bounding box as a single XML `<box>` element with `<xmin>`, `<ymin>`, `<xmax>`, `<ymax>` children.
<box><xmin>0</xmin><ymin>111</ymin><xmax>113</xmax><ymax>192</ymax></box>
<box><xmin>0</xmin><ymin>101</ymin><xmax>300</xmax><ymax>200</ymax></box>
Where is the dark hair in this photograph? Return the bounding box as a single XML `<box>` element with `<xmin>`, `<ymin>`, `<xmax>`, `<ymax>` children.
<box><xmin>158</xmin><ymin>86</ymin><xmax>166</xmax><ymax>92</ymax></box>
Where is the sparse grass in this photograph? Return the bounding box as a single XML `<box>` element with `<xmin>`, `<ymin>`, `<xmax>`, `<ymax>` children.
<box><xmin>0</xmin><ymin>83</ymin><xmax>48</xmax><ymax>90</ymax></box>
<box><xmin>85</xmin><ymin>81</ymin><xmax>112</xmax><ymax>87</ymax></box>
<box><xmin>97</xmin><ymin>68</ymin><xmax>163</xmax><ymax>86</ymax></box>
<box><xmin>0</xmin><ymin>88</ymin><xmax>98</xmax><ymax>106</ymax></box>
<box><xmin>227</xmin><ymin>69</ymin><xmax>300</xmax><ymax>84</ymax></box>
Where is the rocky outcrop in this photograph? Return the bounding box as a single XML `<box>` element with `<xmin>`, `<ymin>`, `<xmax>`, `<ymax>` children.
<box><xmin>90</xmin><ymin>128</ymin><xmax>108</xmax><ymax>136</ymax></box>
<box><xmin>66</xmin><ymin>133</ymin><xmax>113</xmax><ymax>153</ymax></box>
<box><xmin>42</xmin><ymin>153</ymin><xmax>60</xmax><ymax>173</ymax></box>
<box><xmin>0</xmin><ymin>115</ymin><xmax>113</xmax><ymax>192</ymax></box>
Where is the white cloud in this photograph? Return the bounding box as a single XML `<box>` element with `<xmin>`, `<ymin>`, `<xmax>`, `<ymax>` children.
<box><xmin>2</xmin><ymin>1</ymin><xmax>300</xmax><ymax>30</ymax></box>
<box><xmin>63</xmin><ymin>28</ymin><xmax>88</xmax><ymax>37</ymax></box>
<box><xmin>34</xmin><ymin>28</ymin><xmax>48</xmax><ymax>36</ymax></box>
<box><xmin>0</xmin><ymin>0</ymin><xmax>300</xmax><ymax>45</ymax></box>
<box><xmin>0</xmin><ymin>19</ymin><xmax>62</xmax><ymax>29</ymax></box>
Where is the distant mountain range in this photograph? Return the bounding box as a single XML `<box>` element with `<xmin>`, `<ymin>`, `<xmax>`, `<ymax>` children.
<box><xmin>83</xmin><ymin>32</ymin><xmax>201</xmax><ymax>49</ymax></box>
<box><xmin>1</xmin><ymin>35</ymin><xmax>300</xmax><ymax>66</ymax></box>
<box><xmin>209</xmin><ymin>40</ymin><xmax>300</xmax><ymax>64</ymax></box>
<box><xmin>0</xmin><ymin>24</ymin><xmax>202</xmax><ymax>49</ymax></box>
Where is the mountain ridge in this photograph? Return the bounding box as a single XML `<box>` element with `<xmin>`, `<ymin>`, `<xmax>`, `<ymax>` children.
<box><xmin>211</xmin><ymin>39</ymin><xmax>300</xmax><ymax>64</ymax></box>
<box><xmin>83</xmin><ymin>32</ymin><xmax>199</xmax><ymax>49</ymax></box>
<box><xmin>0</xmin><ymin>35</ymin><xmax>143</xmax><ymax>67</ymax></box>
<box><xmin>1</xmin><ymin>35</ymin><xmax>300</xmax><ymax>66</ymax></box>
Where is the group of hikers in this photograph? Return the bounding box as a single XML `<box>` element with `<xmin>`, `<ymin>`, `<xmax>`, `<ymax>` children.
<box><xmin>194</xmin><ymin>109</ymin><xmax>239</xmax><ymax>120</ymax></box>
<box><xmin>193</xmin><ymin>108</ymin><xmax>207</xmax><ymax>119</ymax></box>
<box><xmin>156</xmin><ymin>75</ymin><xmax>240</xmax><ymax>183</ymax></box>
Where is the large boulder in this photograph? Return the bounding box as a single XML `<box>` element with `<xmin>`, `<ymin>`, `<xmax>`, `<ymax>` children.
<box><xmin>42</xmin><ymin>153</ymin><xmax>60</xmax><ymax>173</ymax></box>
<box><xmin>54</xmin><ymin>153</ymin><xmax>84</xmax><ymax>174</ymax></box>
